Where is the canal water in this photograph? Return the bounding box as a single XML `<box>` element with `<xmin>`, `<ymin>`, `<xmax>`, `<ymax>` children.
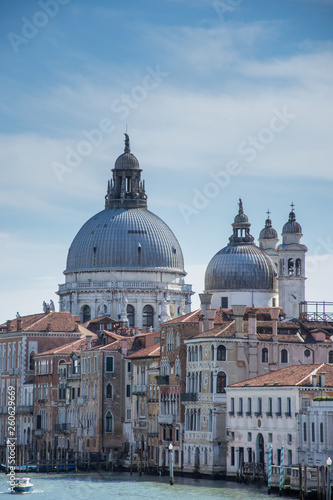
<box><xmin>0</xmin><ymin>471</ymin><xmax>282</xmax><ymax>499</ymax></box>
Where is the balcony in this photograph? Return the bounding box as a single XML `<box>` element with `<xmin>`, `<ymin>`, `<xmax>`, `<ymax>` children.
<box><xmin>266</xmin><ymin>412</ymin><xmax>273</xmax><ymax>418</ymax></box>
<box><xmin>16</xmin><ymin>405</ymin><xmax>33</xmax><ymax>414</ymax></box>
<box><xmin>237</xmin><ymin>411</ymin><xmax>243</xmax><ymax>417</ymax></box>
<box><xmin>275</xmin><ymin>412</ymin><xmax>282</xmax><ymax>417</ymax></box>
<box><xmin>67</xmin><ymin>372</ymin><xmax>81</xmax><ymax>380</ymax></box>
<box><xmin>148</xmin><ymin>432</ymin><xmax>159</xmax><ymax>438</ymax></box>
<box><xmin>246</xmin><ymin>411</ymin><xmax>252</xmax><ymax>417</ymax></box>
<box><xmin>77</xmin><ymin>396</ymin><xmax>87</xmax><ymax>406</ymax></box>
<box><xmin>181</xmin><ymin>393</ymin><xmax>198</xmax><ymax>402</ymax></box>
<box><xmin>132</xmin><ymin>384</ymin><xmax>148</xmax><ymax>394</ymax></box>
<box><xmin>155</xmin><ymin>375</ymin><xmax>169</xmax><ymax>385</ymax></box>
<box><xmin>254</xmin><ymin>411</ymin><xmax>262</xmax><ymax>417</ymax></box>
<box><xmin>133</xmin><ymin>420</ymin><xmax>147</xmax><ymax>429</ymax></box>
<box><xmin>285</xmin><ymin>412</ymin><xmax>292</xmax><ymax>418</ymax></box>
<box><xmin>35</xmin><ymin>429</ymin><xmax>45</xmax><ymax>437</ymax></box>
<box><xmin>158</xmin><ymin>414</ymin><xmax>176</xmax><ymax>425</ymax></box>
<box><xmin>55</xmin><ymin>423</ymin><xmax>71</xmax><ymax>433</ymax></box>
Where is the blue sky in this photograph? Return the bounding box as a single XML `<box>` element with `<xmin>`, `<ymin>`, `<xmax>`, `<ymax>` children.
<box><xmin>0</xmin><ymin>0</ymin><xmax>333</xmax><ymax>322</ymax></box>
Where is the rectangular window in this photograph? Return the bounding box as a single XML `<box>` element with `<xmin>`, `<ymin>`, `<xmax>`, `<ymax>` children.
<box><xmin>126</xmin><ymin>409</ymin><xmax>131</xmax><ymax>420</ymax></box>
<box><xmin>247</xmin><ymin>397</ymin><xmax>252</xmax><ymax>415</ymax></box>
<box><xmin>230</xmin><ymin>431</ymin><xmax>234</xmax><ymax>441</ymax></box>
<box><xmin>248</xmin><ymin>432</ymin><xmax>252</xmax><ymax>442</ymax></box>
<box><xmin>303</xmin><ymin>422</ymin><xmax>307</xmax><ymax>442</ymax></box>
<box><xmin>286</xmin><ymin>397</ymin><xmax>291</xmax><ymax>417</ymax></box>
<box><xmin>277</xmin><ymin>448</ymin><xmax>281</xmax><ymax>465</ymax></box>
<box><xmin>36</xmin><ymin>414</ymin><xmax>42</xmax><ymax>429</ymax></box>
<box><xmin>163</xmin><ymin>428</ymin><xmax>166</xmax><ymax>441</ymax></box>
<box><xmin>287</xmin><ymin>434</ymin><xmax>292</xmax><ymax>444</ymax></box>
<box><xmin>126</xmin><ymin>384</ymin><xmax>131</xmax><ymax>398</ymax></box>
<box><xmin>312</xmin><ymin>422</ymin><xmax>315</xmax><ymax>442</ymax></box>
<box><xmin>88</xmin><ymin>357</ymin><xmax>91</xmax><ymax>373</ymax></box>
<box><xmin>72</xmin><ymin>387</ymin><xmax>75</xmax><ymax>399</ymax></box>
<box><xmin>127</xmin><ymin>361</ymin><xmax>131</xmax><ymax>373</ymax></box>
<box><xmin>268</xmin><ymin>433</ymin><xmax>273</xmax><ymax>443</ymax></box>
<box><xmin>169</xmin><ymin>428</ymin><xmax>172</xmax><ymax>441</ymax></box>
<box><xmin>176</xmin><ymin>428</ymin><xmax>179</xmax><ymax>442</ymax></box>
<box><xmin>276</xmin><ymin>397</ymin><xmax>282</xmax><ymax>416</ymax></box>
<box><xmin>221</xmin><ymin>297</ymin><xmax>228</xmax><ymax>308</ymax></box>
<box><xmin>230</xmin><ymin>397</ymin><xmax>235</xmax><ymax>415</ymax></box>
<box><xmin>288</xmin><ymin>449</ymin><xmax>292</xmax><ymax>466</ymax></box>
<box><xmin>320</xmin><ymin>422</ymin><xmax>324</xmax><ymax>443</ymax></box>
<box><xmin>267</xmin><ymin>397</ymin><xmax>272</xmax><ymax>416</ymax></box>
<box><xmin>105</xmin><ymin>356</ymin><xmax>114</xmax><ymax>372</ymax></box>
<box><xmin>94</xmin><ymin>356</ymin><xmax>97</xmax><ymax>372</ymax></box>
<box><xmin>238</xmin><ymin>398</ymin><xmax>243</xmax><ymax>416</ymax></box>
<box><xmin>231</xmin><ymin>446</ymin><xmax>235</xmax><ymax>466</ymax></box>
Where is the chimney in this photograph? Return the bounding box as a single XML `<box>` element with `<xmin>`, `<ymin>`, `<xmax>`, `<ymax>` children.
<box><xmin>206</xmin><ymin>309</ymin><xmax>216</xmax><ymax>330</ymax></box>
<box><xmin>270</xmin><ymin>307</ymin><xmax>280</xmax><ymax>342</ymax></box>
<box><xmin>75</xmin><ymin>322</ymin><xmax>79</xmax><ymax>332</ymax></box>
<box><xmin>45</xmin><ymin>306</ymin><xmax>50</xmax><ymax>314</ymax></box>
<box><xmin>86</xmin><ymin>335</ymin><xmax>93</xmax><ymax>350</ymax></box>
<box><xmin>199</xmin><ymin>293</ymin><xmax>213</xmax><ymax>317</ymax></box>
<box><xmin>198</xmin><ymin>314</ymin><xmax>204</xmax><ymax>334</ymax></box>
<box><xmin>248</xmin><ymin>308</ymin><xmax>257</xmax><ymax>340</ymax></box>
<box><xmin>46</xmin><ymin>321</ymin><xmax>52</xmax><ymax>332</ymax></box>
<box><xmin>232</xmin><ymin>305</ymin><xmax>247</xmax><ymax>338</ymax></box>
<box><xmin>7</xmin><ymin>320</ymin><xmax>12</xmax><ymax>333</ymax></box>
<box><xmin>17</xmin><ymin>318</ymin><xmax>22</xmax><ymax>331</ymax></box>
<box><xmin>122</xmin><ymin>340</ymin><xmax>128</xmax><ymax>357</ymax></box>
<box><xmin>312</xmin><ymin>374</ymin><xmax>317</xmax><ymax>387</ymax></box>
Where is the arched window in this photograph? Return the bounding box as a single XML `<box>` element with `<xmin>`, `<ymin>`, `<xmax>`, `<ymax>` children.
<box><xmin>279</xmin><ymin>259</ymin><xmax>285</xmax><ymax>276</ymax></box>
<box><xmin>106</xmin><ymin>383</ymin><xmax>112</xmax><ymax>399</ymax></box>
<box><xmin>82</xmin><ymin>305</ymin><xmax>91</xmax><ymax>323</ymax></box>
<box><xmin>281</xmin><ymin>349</ymin><xmax>288</xmax><ymax>363</ymax></box>
<box><xmin>217</xmin><ymin>345</ymin><xmax>226</xmax><ymax>361</ymax></box>
<box><xmin>261</xmin><ymin>348</ymin><xmax>268</xmax><ymax>363</ymax></box>
<box><xmin>216</xmin><ymin>371</ymin><xmax>226</xmax><ymax>393</ymax></box>
<box><xmin>329</xmin><ymin>350</ymin><xmax>333</xmax><ymax>363</ymax></box>
<box><xmin>127</xmin><ymin>305</ymin><xmax>135</xmax><ymax>328</ymax></box>
<box><xmin>211</xmin><ymin>345</ymin><xmax>214</xmax><ymax>361</ymax></box>
<box><xmin>288</xmin><ymin>258</ymin><xmax>294</xmax><ymax>276</ymax></box>
<box><xmin>296</xmin><ymin>258</ymin><xmax>301</xmax><ymax>276</ymax></box>
<box><xmin>143</xmin><ymin>305</ymin><xmax>154</xmax><ymax>328</ymax></box>
<box><xmin>199</xmin><ymin>346</ymin><xmax>202</xmax><ymax>361</ymax></box>
<box><xmin>105</xmin><ymin>411</ymin><xmax>113</xmax><ymax>432</ymax></box>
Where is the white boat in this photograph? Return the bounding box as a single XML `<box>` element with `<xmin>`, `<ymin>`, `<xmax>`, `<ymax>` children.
<box><xmin>11</xmin><ymin>477</ymin><xmax>34</xmax><ymax>494</ymax></box>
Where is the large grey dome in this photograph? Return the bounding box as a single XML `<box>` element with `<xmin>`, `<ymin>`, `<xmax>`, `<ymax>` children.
<box><xmin>205</xmin><ymin>244</ymin><xmax>276</xmax><ymax>291</ymax></box>
<box><xmin>65</xmin><ymin>207</ymin><xmax>185</xmax><ymax>273</ymax></box>
<box><xmin>205</xmin><ymin>199</ymin><xmax>276</xmax><ymax>291</ymax></box>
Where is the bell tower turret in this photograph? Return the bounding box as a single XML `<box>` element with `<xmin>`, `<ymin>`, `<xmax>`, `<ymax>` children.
<box><xmin>277</xmin><ymin>203</ymin><xmax>307</xmax><ymax>319</ymax></box>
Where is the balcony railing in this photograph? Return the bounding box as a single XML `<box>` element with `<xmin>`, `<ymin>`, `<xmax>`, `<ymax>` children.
<box><xmin>132</xmin><ymin>384</ymin><xmax>148</xmax><ymax>394</ymax></box>
<box><xmin>77</xmin><ymin>396</ymin><xmax>87</xmax><ymax>405</ymax></box>
<box><xmin>181</xmin><ymin>393</ymin><xmax>198</xmax><ymax>402</ymax></box>
<box><xmin>16</xmin><ymin>405</ymin><xmax>34</xmax><ymax>414</ymax></box>
<box><xmin>55</xmin><ymin>423</ymin><xmax>71</xmax><ymax>432</ymax></box>
<box><xmin>158</xmin><ymin>414</ymin><xmax>176</xmax><ymax>425</ymax></box>
<box><xmin>35</xmin><ymin>429</ymin><xmax>45</xmax><ymax>437</ymax></box>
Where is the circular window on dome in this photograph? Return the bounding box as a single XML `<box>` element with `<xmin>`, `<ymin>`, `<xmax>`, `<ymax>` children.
<box><xmin>304</xmin><ymin>349</ymin><xmax>311</xmax><ymax>358</ymax></box>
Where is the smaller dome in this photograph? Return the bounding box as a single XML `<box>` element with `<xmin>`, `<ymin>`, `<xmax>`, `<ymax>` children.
<box><xmin>282</xmin><ymin>210</ymin><xmax>302</xmax><ymax>235</ymax></box>
<box><xmin>114</xmin><ymin>152</ymin><xmax>140</xmax><ymax>170</ymax></box>
<box><xmin>259</xmin><ymin>216</ymin><xmax>278</xmax><ymax>240</ymax></box>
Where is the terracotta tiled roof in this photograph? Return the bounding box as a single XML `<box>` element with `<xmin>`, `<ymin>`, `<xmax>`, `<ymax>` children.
<box><xmin>162</xmin><ymin>309</ymin><xmax>202</xmax><ymax>325</ymax></box>
<box><xmin>126</xmin><ymin>344</ymin><xmax>160</xmax><ymax>359</ymax></box>
<box><xmin>0</xmin><ymin>312</ymin><xmax>81</xmax><ymax>333</ymax></box>
<box><xmin>35</xmin><ymin>333</ymin><xmax>98</xmax><ymax>356</ymax></box>
<box><xmin>230</xmin><ymin>363</ymin><xmax>333</xmax><ymax>388</ymax></box>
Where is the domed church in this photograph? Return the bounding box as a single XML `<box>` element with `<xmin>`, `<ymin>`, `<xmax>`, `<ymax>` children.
<box><xmin>57</xmin><ymin>135</ymin><xmax>193</xmax><ymax>329</ymax></box>
<box><xmin>204</xmin><ymin>200</ymin><xmax>307</xmax><ymax>318</ymax></box>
